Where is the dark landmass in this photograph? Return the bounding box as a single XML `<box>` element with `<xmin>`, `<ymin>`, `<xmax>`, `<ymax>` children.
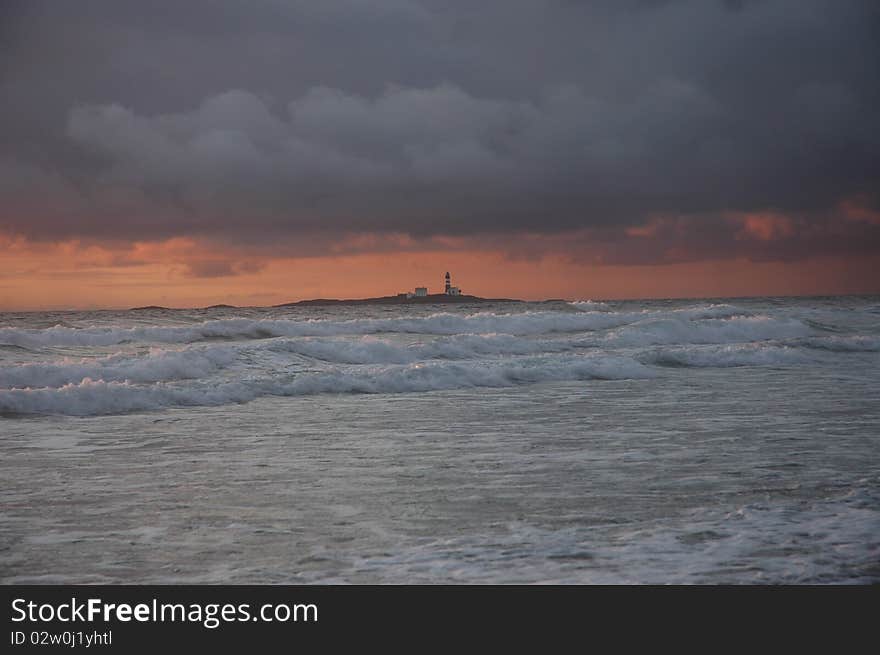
<box><xmin>128</xmin><ymin>295</ymin><xmax>525</xmax><ymax>311</ymax></box>
<box><xmin>274</xmin><ymin>293</ymin><xmax>521</xmax><ymax>307</ymax></box>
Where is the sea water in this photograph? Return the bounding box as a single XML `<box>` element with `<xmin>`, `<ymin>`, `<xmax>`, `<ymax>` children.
<box><xmin>1</xmin><ymin>297</ymin><xmax>878</xmax><ymax>583</ymax></box>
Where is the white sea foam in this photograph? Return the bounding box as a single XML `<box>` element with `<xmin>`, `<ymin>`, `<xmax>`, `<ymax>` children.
<box><xmin>0</xmin><ymin>319</ymin><xmax>857</xmax><ymax>393</ymax></box>
<box><xmin>0</xmin><ymin>346</ymin><xmax>239</xmax><ymax>389</ymax></box>
<box><xmin>673</xmin><ymin>303</ymin><xmax>752</xmax><ymax>320</ymax></box>
<box><xmin>584</xmin><ymin>483</ymin><xmax>880</xmax><ymax>584</ymax></box>
<box><xmin>0</xmin><ymin>312</ymin><xmax>625</xmax><ymax>347</ymax></box>
<box><xmin>641</xmin><ymin>342</ymin><xmax>816</xmax><ymax>368</ymax></box>
<box><xmin>347</xmin><ymin>481</ymin><xmax>880</xmax><ymax>583</ymax></box>
<box><xmin>2</xmin><ymin>298</ymin><xmax>878</xmax><ymax>585</ymax></box>
<box><xmin>0</xmin><ymin>354</ymin><xmax>654</xmax><ymax>416</ymax></box>
<box><xmin>569</xmin><ymin>301</ymin><xmax>748</xmax><ymax>319</ymax></box>
<box><xmin>568</xmin><ymin>300</ymin><xmax>611</xmax><ymax>311</ymax></box>
<box><xmin>606</xmin><ymin>315</ymin><xmax>812</xmax><ymax>346</ymax></box>
<box><xmin>267</xmin><ymin>333</ymin><xmax>579</xmax><ymax>364</ymax></box>
<box><xmin>1</xmin><ymin>302</ymin><xmax>874</xmax><ymax>415</ymax></box>
<box><xmin>0</xmin><ymin>305</ymin><xmax>766</xmax><ymax>348</ymax></box>
<box><xmin>0</xmin><ymin>335</ymin><xmax>571</xmax><ymax>390</ymax></box>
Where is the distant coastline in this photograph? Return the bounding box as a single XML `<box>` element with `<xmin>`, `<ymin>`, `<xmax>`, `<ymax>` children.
<box><xmin>274</xmin><ymin>293</ymin><xmax>522</xmax><ymax>307</ymax></box>
<box><xmin>128</xmin><ymin>294</ymin><xmax>525</xmax><ymax>311</ymax></box>
<box><xmin>114</xmin><ymin>292</ymin><xmax>876</xmax><ymax>313</ymax></box>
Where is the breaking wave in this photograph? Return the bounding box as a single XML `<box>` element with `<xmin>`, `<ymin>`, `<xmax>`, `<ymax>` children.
<box><xmin>606</xmin><ymin>315</ymin><xmax>812</xmax><ymax>346</ymax></box>
<box><xmin>1</xmin><ymin>300</ymin><xmax>876</xmax><ymax>416</ymax></box>
<box><xmin>568</xmin><ymin>300</ymin><xmax>611</xmax><ymax>311</ymax></box>
<box><xmin>0</xmin><ymin>304</ymin><xmax>770</xmax><ymax>349</ymax></box>
<box><xmin>0</xmin><ymin>312</ymin><xmax>629</xmax><ymax>348</ymax></box>
<box><xmin>640</xmin><ymin>343</ymin><xmax>816</xmax><ymax>368</ymax></box>
<box><xmin>0</xmin><ymin>346</ymin><xmax>239</xmax><ymax>389</ymax></box>
<box><xmin>0</xmin><ymin>355</ymin><xmax>654</xmax><ymax>416</ymax></box>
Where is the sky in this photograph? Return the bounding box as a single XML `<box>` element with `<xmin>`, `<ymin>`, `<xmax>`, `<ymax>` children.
<box><xmin>1</xmin><ymin>0</ymin><xmax>878</xmax><ymax>310</ymax></box>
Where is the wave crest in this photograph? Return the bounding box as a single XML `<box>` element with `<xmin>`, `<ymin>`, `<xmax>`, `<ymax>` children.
<box><xmin>0</xmin><ymin>354</ymin><xmax>654</xmax><ymax>416</ymax></box>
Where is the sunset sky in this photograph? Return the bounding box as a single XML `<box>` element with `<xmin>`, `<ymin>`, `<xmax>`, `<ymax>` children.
<box><xmin>2</xmin><ymin>0</ymin><xmax>878</xmax><ymax>310</ymax></box>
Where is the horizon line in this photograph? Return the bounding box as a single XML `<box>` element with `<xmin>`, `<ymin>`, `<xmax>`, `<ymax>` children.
<box><xmin>1</xmin><ymin>290</ymin><xmax>878</xmax><ymax>314</ymax></box>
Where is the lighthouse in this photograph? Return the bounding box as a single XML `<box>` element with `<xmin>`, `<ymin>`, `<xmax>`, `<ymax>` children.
<box><xmin>445</xmin><ymin>271</ymin><xmax>462</xmax><ymax>296</ymax></box>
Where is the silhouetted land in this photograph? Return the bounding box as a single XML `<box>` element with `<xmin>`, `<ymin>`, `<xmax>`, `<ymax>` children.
<box><xmin>128</xmin><ymin>295</ymin><xmax>526</xmax><ymax>311</ymax></box>
<box><xmin>274</xmin><ymin>294</ymin><xmax>521</xmax><ymax>307</ymax></box>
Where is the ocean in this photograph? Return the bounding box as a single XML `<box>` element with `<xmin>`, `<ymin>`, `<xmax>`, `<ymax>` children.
<box><xmin>1</xmin><ymin>296</ymin><xmax>878</xmax><ymax>583</ymax></box>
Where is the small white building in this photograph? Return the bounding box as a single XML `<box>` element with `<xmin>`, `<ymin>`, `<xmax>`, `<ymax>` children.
<box><xmin>414</xmin><ymin>287</ymin><xmax>428</xmax><ymax>297</ymax></box>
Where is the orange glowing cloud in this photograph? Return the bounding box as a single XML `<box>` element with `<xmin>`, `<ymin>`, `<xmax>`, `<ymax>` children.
<box><xmin>839</xmin><ymin>196</ymin><xmax>880</xmax><ymax>225</ymax></box>
<box><xmin>2</xmin><ymin>230</ymin><xmax>879</xmax><ymax>311</ymax></box>
<box><xmin>734</xmin><ymin>213</ymin><xmax>796</xmax><ymax>241</ymax></box>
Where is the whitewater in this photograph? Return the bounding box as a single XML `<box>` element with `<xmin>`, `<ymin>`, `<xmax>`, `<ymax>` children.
<box><xmin>1</xmin><ymin>296</ymin><xmax>878</xmax><ymax>583</ymax></box>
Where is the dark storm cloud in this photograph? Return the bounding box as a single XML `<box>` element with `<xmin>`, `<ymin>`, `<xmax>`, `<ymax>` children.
<box><xmin>1</xmin><ymin>0</ymin><xmax>878</xmax><ymax>262</ymax></box>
